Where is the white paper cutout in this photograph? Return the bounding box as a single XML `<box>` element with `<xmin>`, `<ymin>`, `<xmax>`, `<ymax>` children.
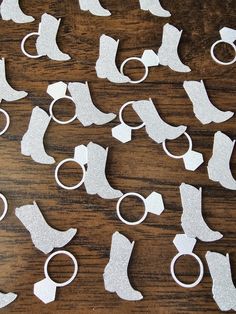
<box><xmin>112</xmin><ymin>101</ymin><xmax>145</xmax><ymax>143</ymax></box>
<box><xmin>133</xmin><ymin>98</ymin><xmax>187</xmax><ymax>143</ymax></box>
<box><xmin>104</xmin><ymin>231</ymin><xmax>143</xmax><ymax>301</ymax></box>
<box><xmin>158</xmin><ymin>23</ymin><xmax>191</xmax><ymax>72</ymax></box>
<box><xmin>208</xmin><ymin>131</ymin><xmax>236</xmax><ymax>190</ymax></box>
<box><xmin>55</xmin><ymin>144</ymin><xmax>87</xmax><ymax>190</ymax></box>
<box><xmin>116</xmin><ymin>191</ymin><xmax>164</xmax><ymax>225</ymax></box>
<box><xmin>21</xmin><ymin>106</ymin><xmax>55</xmax><ymax>165</ymax></box>
<box><xmin>47</xmin><ymin>81</ymin><xmax>116</xmax><ymax>126</ymax></box>
<box><xmin>55</xmin><ymin>142</ymin><xmax>121</xmax><ymax>199</ymax></box>
<box><xmin>96</xmin><ymin>24</ymin><xmax>190</xmax><ymax>84</ymax></box>
<box><xmin>120</xmin><ymin>57</ymin><xmax>150</xmax><ymax>84</ymax></box>
<box><xmin>183</xmin><ymin>80</ymin><xmax>234</xmax><ymax>124</ymax></box>
<box><xmin>0</xmin><ymin>58</ymin><xmax>28</xmax><ymax>102</ymax></box>
<box><xmin>0</xmin><ymin>292</ymin><xmax>17</xmax><ymax>309</ymax></box>
<box><xmin>34</xmin><ymin>250</ymin><xmax>78</xmax><ymax>304</ymax></box>
<box><xmin>139</xmin><ymin>0</ymin><xmax>171</xmax><ymax>17</ymax></box>
<box><xmin>163</xmin><ymin>132</ymin><xmax>204</xmax><ymax>171</ymax></box>
<box><xmin>0</xmin><ymin>108</ymin><xmax>10</xmax><ymax>136</ymax></box>
<box><xmin>15</xmin><ymin>201</ymin><xmax>77</xmax><ymax>254</ymax></box>
<box><xmin>206</xmin><ymin>251</ymin><xmax>236</xmax><ymax>311</ymax></box>
<box><xmin>170</xmin><ymin>234</ymin><xmax>204</xmax><ymax>288</ymax></box>
<box><xmin>211</xmin><ymin>27</ymin><xmax>236</xmax><ymax>65</ymax></box>
<box><xmin>112</xmin><ymin>99</ymin><xmax>186</xmax><ymax>143</ymax></box>
<box><xmin>120</xmin><ymin>50</ymin><xmax>160</xmax><ymax>84</ymax></box>
<box><xmin>21</xmin><ymin>13</ymin><xmax>71</xmax><ymax>61</ymax></box>
<box><xmin>78</xmin><ymin>0</ymin><xmax>111</xmax><ymax>16</ymax></box>
<box><xmin>141</xmin><ymin>49</ymin><xmax>160</xmax><ymax>67</ymax></box>
<box><xmin>0</xmin><ymin>0</ymin><xmax>34</xmax><ymax>23</ymax></box>
<box><xmin>68</xmin><ymin>82</ymin><xmax>116</xmax><ymax>126</ymax></box>
<box><xmin>113</xmin><ymin>99</ymin><xmax>203</xmax><ymax>171</ymax></box>
<box><xmin>47</xmin><ymin>81</ymin><xmax>76</xmax><ymax>125</ymax></box>
<box><xmin>84</xmin><ymin>142</ymin><xmax>123</xmax><ymax>199</ymax></box>
<box><xmin>95</xmin><ymin>34</ymin><xmax>130</xmax><ymax>83</ymax></box>
<box><xmin>180</xmin><ymin>183</ymin><xmax>223</xmax><ymax>242</ymax></box>
<box><xmin>0</xmin><ymin>193</ymin><xmax>8</xmax><ymax>222</ymax></box>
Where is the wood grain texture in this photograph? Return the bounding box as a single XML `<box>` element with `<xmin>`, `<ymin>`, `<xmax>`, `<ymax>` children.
<box><xmin>0</xmin><ymin>0</ymin><xmax>235</xmax><ymax>313</ymax></box>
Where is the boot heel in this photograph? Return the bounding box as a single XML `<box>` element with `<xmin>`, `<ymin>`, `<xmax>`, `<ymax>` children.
<box><xmin>21</xmin><ymin>136</ymin><xmax>31</xmax><ymax>156</ymax></box>
<box><xmin>207</xmin><ymin>162</ymin><xmax>219</xmax><ymax>182</ymax></box>
<box><xmin>95</xmin><ymin>61</ymin><xmax>107</xmax><ymax>79</ymax></box>
<box><xmin>103</xmin><ymin>263</ymin><xmax>116</xmax><ymax>293</ymax></box>
<box><xmin>79</xmin><ymin>0</ymin><xmax>88</xmax><ymax>10</ymax></box>
<box><xmin>139</xmin><ymin>0</ymin><xmax>148</xmax><ymax>10</ymax></box>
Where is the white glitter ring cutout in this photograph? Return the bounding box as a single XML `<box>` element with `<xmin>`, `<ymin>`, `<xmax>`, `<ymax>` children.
<box><xmin>112</xmin><ymin>101</ymin><xmax>146</xmax><ymax>143</ymax></box>
<box><xmin>162</xmin><ymin>132</ymin><xmax>192</xmax><ymax>159</ymax></box>
<box><xmin>55</xmin><ymin>158</ymin><xmax>86</xmax><ymax>190</ymax></box>
<box><xmin>119</xmin><ymin>101</ymin><xmax>145</xmax><ymax>130</ymax></box>
<box><xmin>21</xmin><ymin>31</ymin><xmax>42</xmax><ymax>59</ymax></box>
<box><xmin>49</xmin><ymin>95</ymin><xmax>76</xmax><ymax>125</ymax></box>
<box><xmin>120</xmin><ymin>57</ymin><xmax>149</xmax><ymax>84</ymax></box>
<box><xmin>211</xmin><ymin>40</ymin><xmax>236</xmax><ymax>65</ymax></box>
<box><xmin>0</xmin><ymin>108</ymin><xmax>10</xmax><ymax>135</ymax></box>
<box><xmin>44</xmin><ymin>250</ymin><xmax>78</xmax><ymax>287</ymax></box>
<box><xmin>162</xmin><ymin>132</ymin><xmax>204</xmax><ymax>171</ymax></box>
<box><xmin>170</xmin><ymin>252</ymin><xmax>204</xmax><ymax>288</ymax></box>
<box><xmin>0</xmin><ymin>193</ymin><xmax>8</xmax><ymax>221</ymax></box>
<box><xmin>116</xmin><ymin>191</ymin><xmax>165</xmax><ymax>225</ymax></box>
<box><xmin>117</xmin><ymin>193</ymin><xmax>147</xmax><ymax>225</ymax></box>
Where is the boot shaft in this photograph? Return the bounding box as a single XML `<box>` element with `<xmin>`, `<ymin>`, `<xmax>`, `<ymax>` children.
<box><xmin>206</xmin><ymin>252</ymin><xmax>233</xmax><ymax>284</ymax></box>
<box><xmin>109</xmin><ymin>232</ymin><xmax>134</xmax><ymax>264</ymax></box>
<box><xmin>212</xmin><ymin>132</ymin><xmax>235</xmax><ymax>160</ymax></box>
<box><xmin>68</xmin><ymin>82</ymin><xmax>91</xmax><ymax>104</ymax></box>
<box><xmin>99</xmin><ymin>35</ymin><xmax>119</xmax><ymax>61</ymax></box>
<box><xmin>27</xmin><ymin>107</ymin><xmax>51</xmax><ymax>137</ymax></box>
<box><xmin>39</xmin><ymin>13</ymin><xmax>60</xmax><ymax>42</ymax></box>
<box><xmin>161</xmin><ymin>23</ymin><xmax>182</xmax><ymax>51</ymax></box>
<box><xmin>87</xmin><ymin>142</ymin><xmax>108</xmax><ymax>171</ymax></box>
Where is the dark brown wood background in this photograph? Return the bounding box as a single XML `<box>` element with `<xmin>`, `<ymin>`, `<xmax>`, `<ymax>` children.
<box><xmin>0</xmin><ymin>0</ymin><xmax>235</xmax><ymax>313</ymax></box>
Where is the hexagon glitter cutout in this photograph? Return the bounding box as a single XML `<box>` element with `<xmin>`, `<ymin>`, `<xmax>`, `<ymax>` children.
<box><xmin>34</xmin><ymin>278</ymin><xmax>56</xmax><ymax>304</ymax></box>
<box><xmin>141</xmin><ymin>50</ymin><xmax>159</xmax><ymax>67</ymax></box>
<box><xmin>112</xmin><ymin>124</ymin><xmax>132</xmax><ymax>143</ymax></box>
<box><xmin>145</xmin><ymin>192</ymin><xmax>164</xmax><ymax>215</ymax></box>
<box><xmin>47</xmin><ymin>81</ymin><xmax>67</xmax><ymax>100</ymax></box>
<box><xmin>173</xmin><ymin>234</ymin><xmax>196</xmax><ymax>254</ymax></box>
<box><xmin>183</xmin><ymin>150</ymin><xmax>204</xmax><ymax>171</ymax></box>
<box><xmin>219</xmin><ymin>27</ymin><xmax>236</xmax><ymax>43</ymax></box>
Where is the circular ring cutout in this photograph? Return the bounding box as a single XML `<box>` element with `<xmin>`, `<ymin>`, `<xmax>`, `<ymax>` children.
<box><xmin>55</xmin><ymin>158</ymin><xmax>86</xmax><ymax>190</ymax></box>
<box><xmin>170</xmin><ymin>252</ymin><xmax>204</xmax><ymax>288</ymax></box>
<box><xmin>116</xmin><ymin>192</ymin><xmax>147</xmax><ymax>225</ymax></box>
<box><xmin>162</xmin><ymin>132</ymin><xmax>193</xmax><ymax>159</ymax></box>
<box><xmin>21</xmin><ymin>32</ymin><xmax>42</xmax><ymax>59</ymax></box>
<box><xmin>120</xmin><ymin>57</ymin><xmax>149</xmax><ymax>84</ymax></box>
<box><xmin>0</xmin><ymin>193</ymin><xmax>8</xmax><ymax>221</ymax></box>
<box><xmin>119</xmin><ymin>101</ymin><xmax>145</xmax><ymax>130</ymax></box>
<box><xmin>211</xmin><ymin>40</ymin><xmax>236</xmax><ymax>65</ymax></box>
<box><xmin>49</xmin><ymin>96</ymin><xmax>76</xmax><ymax>125</ymax></box>
<box><xmin>0</xmin><ymin>109</ymin><xmax>10</xmax><ymax>136</ymax></box>
<box><xmin>44</xmin><ymin>250</ymin><xmax>78</xmax><ymax>288</ymax></box>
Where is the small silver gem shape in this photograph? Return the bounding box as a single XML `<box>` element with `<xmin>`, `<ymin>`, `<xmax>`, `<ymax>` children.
<box><xmin>112</xmin><ymin>124</ymin><xmax>132</xmax><ymax>143</ymax></box>
<box><xmin>141</xmin><ymin>50</ymin><xmax>159</xmax><ymax>67</ymax></box>
<box><xmin>183</xmin><ymin>150</ymin><xmax>204</xmax><ymax>171</ymax></box>
<box><xmin>173</xmin><ymin>234</ymin><xmax>196</xmax><ymax>254</ymax></box>
<box><xmin>145</xmin><ymin>191</ymin><xmax>165</xmax><ymax>215</ymax></box>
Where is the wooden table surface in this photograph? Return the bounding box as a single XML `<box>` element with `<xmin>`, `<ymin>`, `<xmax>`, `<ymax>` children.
<box><xmin>0</xmin><ymin>0</ymin><xmax>235</xmax><ymax>313</ymax></box>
